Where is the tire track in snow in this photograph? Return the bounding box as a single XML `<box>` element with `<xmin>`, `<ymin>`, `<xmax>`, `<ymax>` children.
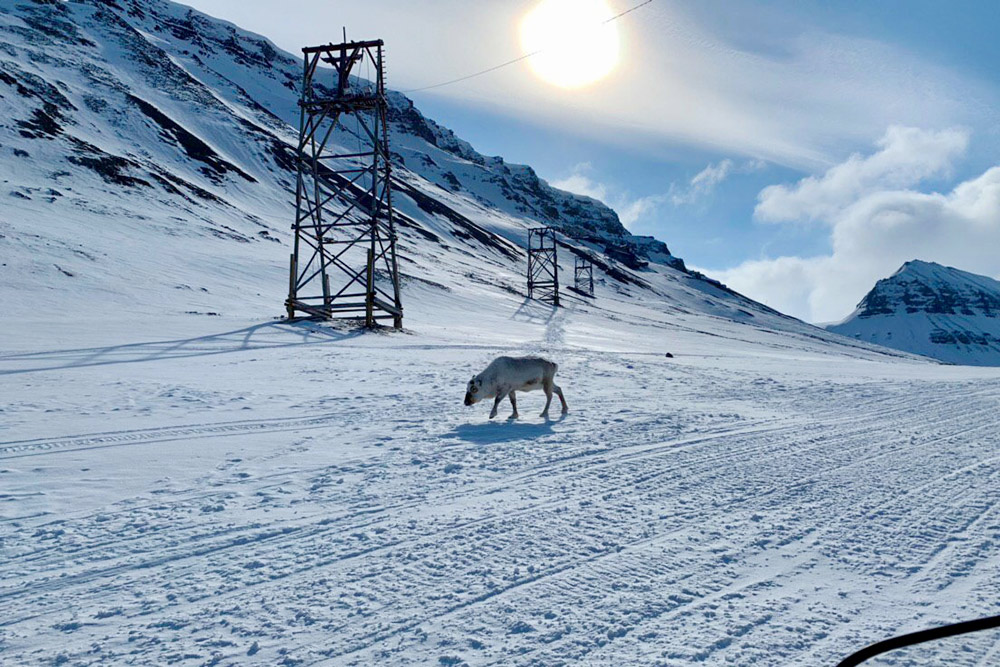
<box><xmin>0</xmin><ymin>412</ymin><xmax>778</xmax><ymax>563</ymax></box>
<box><xmin>1</xmin><ymin>384</ymin><xmax>974</xmax><ymax>606</ymax></box>
<box><xmin>2</xmin><ymin>385</ymin><xmax>952</xmax><ymax>608</ymax></box>
<box><xmin>0</xmin><ymin>412</ymin><xmax>359</xmax><ymax>459</ymax></box>
<box><xmin>4</xmin><ymin>382</ymin><xmax>998</xmax><ymax>665</ymax></box>
<box><xmin>469</xmin><ymin>401</ymin><xmax>1000</xmax><ymax>665</ymax></box>
<box><xmin>0</xmin><ymin>418</ymin><xmax>796</xmax><ymax>604</ymax></box>
<box><xmin>317</xmin><ymin>390</ymin><xmax>1000</xmax><ymax>664</ymax></box>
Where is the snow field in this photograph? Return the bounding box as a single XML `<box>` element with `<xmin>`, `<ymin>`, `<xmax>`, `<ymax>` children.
<box><xmin>2</xmin><ymin>304</ymin><xmax>999</xmax><ymax>666</ymax></box>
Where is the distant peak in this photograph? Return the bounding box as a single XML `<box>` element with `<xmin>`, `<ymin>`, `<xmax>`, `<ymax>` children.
<box><xmin>901</xmin><ymin>259</ymin><xmax>939</xmax><ymax>268</ymax></box>
<box><xmin>894</xmin><ymin>259</ymin><xmax>942</xmax><ymax>275</ymax></box>
<box><xmin>847</xmin><ymin>260</ymin><xmax>1000</xmax><ymax>321</ymax></box>
<box><xmin>890</xmin><ymin>260</ymin><xmax>992</xmax><ymax>284</ymax></box>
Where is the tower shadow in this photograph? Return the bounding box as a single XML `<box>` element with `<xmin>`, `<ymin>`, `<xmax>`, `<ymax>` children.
<box><xmin>511</xmin><ymin>298</ymin><xmax>557</xmax><ymax>326</ymax></box>
<box><xmin>0</xmin><ymin>320</ymin><xmax>365</xmax><ymax>376</ymax></box>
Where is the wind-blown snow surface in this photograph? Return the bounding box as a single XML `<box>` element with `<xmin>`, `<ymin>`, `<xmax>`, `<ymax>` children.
<box><xmin>3</xmin><ymin>1</ymin><xmax>1000</xmax><ymax>665</ymax></box>
<box><xmin>3</xmin><ymin>296</ymin><xmax>1000</xmax><ymax>666</ymax></box>
<box><xmin>829</xmin><ymin>261</ymin><xmax>1000</xmax><ymax>366</ymax></box>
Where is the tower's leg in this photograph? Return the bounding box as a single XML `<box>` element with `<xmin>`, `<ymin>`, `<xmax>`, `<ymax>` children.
<box><xmin>552</xmin><ymin>230</ymin><xmax>559</xmax><ymax>307</ymax></box>
<box><xmin>365</xmin><ymin>248</ymin><xmax>375</xmax><ymax>328</ymax></box>
<box><xmin>286</xmin><ymin>253</ymin><xmax>296</xmax><ymax>319</ymax></box>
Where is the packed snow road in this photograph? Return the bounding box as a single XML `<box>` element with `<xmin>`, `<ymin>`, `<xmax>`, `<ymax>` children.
<box><xmin>1</xmin><ymin>314</ymin><xmax>999</xmax><ymax>666</ymax></box>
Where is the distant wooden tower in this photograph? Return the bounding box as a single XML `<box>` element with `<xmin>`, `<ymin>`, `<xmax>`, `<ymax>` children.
<box><xmin>574</xmin><ymin>256</ymin><xmax>594</xmax><ymax>297</ymax></box>
<box><xmin>285</xmin><ymin>38</ymin><xmax>403</xmax><ymax>328</ymax></box>
<box><xmin>527</xmin><ymin>227</ymin><xmax>559</xmax><ymax>306</ymax></box>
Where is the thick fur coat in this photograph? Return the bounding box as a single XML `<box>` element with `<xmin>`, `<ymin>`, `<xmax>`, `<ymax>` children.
<box><xmin>465</xmin><ymin>356</ymin><xmax>568</xmax><ymax>420</ymax></box>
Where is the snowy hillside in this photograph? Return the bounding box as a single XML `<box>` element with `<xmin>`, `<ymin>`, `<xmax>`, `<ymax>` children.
<box><xmin>0</xmin><ymin>0</ymin><xmax>672</xmax><ymax>321</ymax></box>
<box><xmin>828</xmin><ymin>260</ymin><xmax>1000</xmax><ymax>366</ymax></box>
<box><xmin>1</xmin><ymin>0</ymin><xmax>881</xmax><ymax>352</ymax></box>
<box><xmin>4</xmin><ymin>2</ymin><xmax>1000</xmax><ymax>666</ymax></box>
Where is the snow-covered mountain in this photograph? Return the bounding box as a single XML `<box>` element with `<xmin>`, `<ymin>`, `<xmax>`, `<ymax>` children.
<box><xmin>0</xmin><ymin>0</ymin><xmax>659</xmax><ymax>315</ymax></box>
<box><xmin>828</xmin><ymin>260</ymin><xmax>1000</xmax><ymax>365</ymax></box>
<box><xmin>0</xmin><ymin>0</ymin><xmax>889</xmax><ymax>359</ymax></box>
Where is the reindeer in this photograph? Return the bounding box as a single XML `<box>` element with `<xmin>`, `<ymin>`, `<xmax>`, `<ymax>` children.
<box><xmin>464</xmin><ymin>356</ymin><xmax>568</xmax><ymax>420</ymax></box>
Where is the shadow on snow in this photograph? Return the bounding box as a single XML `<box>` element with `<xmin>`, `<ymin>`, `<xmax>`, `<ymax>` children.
<box><xmin>0</xmin><ymin>320</ymin><xmax>366</xmax><ymax>375</ymax></box>
<box><xmin>510</xmin><ymin>298</ymin><xmax>557</xmax><ymax>326</ymax></box>
<box><xmin>445</xmin><ymin>416</ymin><xmax>565</xmax><ymax>444</ymax></box>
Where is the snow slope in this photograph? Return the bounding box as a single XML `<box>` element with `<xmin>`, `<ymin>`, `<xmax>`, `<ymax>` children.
<box><xmin>829</xmin><ymin>260</ymin><xmax>1000</xmax><ymax>366</ymax></box>
<box><xmin>3</xmin><ymin>1</ymin><xmax>1000</xmax><ymax>666</ymax></box>
<box><xmin>0</xmin><ymin>0</ymin><xmax>677</xmax><ymax>324</ymax></box>
<box><xmin>0</xmin><ymin>0</ymin><xmax>887</xmax><ymax>353</ymax></box>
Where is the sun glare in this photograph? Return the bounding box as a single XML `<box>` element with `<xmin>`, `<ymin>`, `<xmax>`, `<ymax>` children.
<box><xmin>520</xmin><ymin>0</ymin><xmax>621</xmax><ymax>89</ymax></box>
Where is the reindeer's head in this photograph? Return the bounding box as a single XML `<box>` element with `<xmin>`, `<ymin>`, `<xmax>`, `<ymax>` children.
<box><xmin>464</xmin><ymin>375</ymin><xmax>482</xmax><ymax>406</ymax></box>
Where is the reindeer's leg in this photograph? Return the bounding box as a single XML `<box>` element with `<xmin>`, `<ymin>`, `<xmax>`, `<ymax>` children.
<box><xmin>489</xmin><ymin>391</ymin><xmax>506</xmax><ymax>420</ymax></box>
<box><xmin>541</xmin><ymin>379</ymin><xmax>554</xmax><ymax>419</ymax></box>
<box><xmin>508</xmin><ymin>391</ymin><xmax>519</xmax><ymax>420</ymax></box>
<box><xmin>554</xmin><ymin>384</ymin><xmax>568</xmax><ymax>414</ymax></box>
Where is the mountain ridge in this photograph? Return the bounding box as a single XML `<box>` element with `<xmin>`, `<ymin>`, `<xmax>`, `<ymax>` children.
<box><xmin>828</xmin><ymin>260</ymin><xmax>1000</xmax><ymax>365</ymax></box>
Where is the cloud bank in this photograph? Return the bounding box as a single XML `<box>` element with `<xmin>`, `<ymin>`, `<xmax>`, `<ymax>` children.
<box><xmin>183</xmin><ymin>0</ymin><xmax>998</xmax><ymax>168</ymax></box>
<box><xmin>710</xmin><ymin>127</ymin><xmax>1000</xmax><ymax>323</ymax></box>
<box><xmin>551</xmin><ymin>162</ymin><xmax>667</xmax><ymax>229</ymax></box>
<box><xmin>755</xmin><ymin>126</ymin><xmax>969</xmax><ymax>223</ymax></box>
<box><xmin>552</xmin><ymin>158</ymin><xmax>748</xmax><ymax>229</ymax></box>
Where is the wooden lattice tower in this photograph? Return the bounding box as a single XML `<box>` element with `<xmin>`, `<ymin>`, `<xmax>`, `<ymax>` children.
<box><xmin>286</xmin><ymin>39</ymin><xmax>403</xmax><ymax>328</ymax></box>
<box><xmin>574</xmin><ymin>256</ymin><xmax>594</xmax><ymax>297</ymax></box>
<box><xmin>527</xmin><ymin>227</ymin><xmax>559</xmax><ymax>306</ymax></box>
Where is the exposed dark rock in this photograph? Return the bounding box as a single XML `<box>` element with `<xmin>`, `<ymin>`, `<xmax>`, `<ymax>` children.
<box><xmin>128</xmin><ymin>94</ymin><xmax>256</xmax><ymax>183</ymax></box>
<box><xmin>66</xmin><ymin>140</ymin><xmax>151</xmax><ymax>188</ymax></box>
<box><xmin>857</xmin><ymin>261</ymin><xmax>1000</xmax><ymax>319</ymax></box>
<box><xmin>17</xmin><ymin>105</ymin><xmax>63</xmax><ymax>139</ymax></box>
<box><xmin>605</xmin><ymin>244</ymin><xmax>649</xmax><ymax>271</ymax></box>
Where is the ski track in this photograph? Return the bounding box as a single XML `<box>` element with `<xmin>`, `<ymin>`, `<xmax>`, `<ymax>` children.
<box><xmin>2</xmin><ymin>347</ymin><xmax>999</xmax><ymax>666</ymax></box>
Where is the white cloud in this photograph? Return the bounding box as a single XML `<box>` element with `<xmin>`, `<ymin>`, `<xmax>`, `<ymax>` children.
<box><xmin>670</xmin><ymin>158</ymin><xmax>764</xmax><ymax>206</ymax></box>
<box><xmin>550</xmin><ymin>162</ymin><xmax>609</xmax><ymax>202</ymax></box>
<box><xmin>671</xmin><ymin>159</ymin><xmax>733</xmax><ymax>205</ymax></box>
<box><xmin>617</xmin><ymin>194</ymin><xmax>668</xmax><ymax>228</ymax></box>
<box><xmin>554</xmin><ymin>156</ymin><xmax>759</xmax><ymax>229</ymax></box>
<box><xmin>691</xmin><ymin>159</ymin><xmax>734</xmax><ymax>189</ymax></box>
<box><xmin>709</xmin><ymin>128</ymin><xmax>1000</xmax><ymax>323</ymax></box>
<box><xmin>182</xmin><ymin>1</ymin><xmax>999</xmax><ymax>168</ymax></box>
<box><xmin>755</xmin><ymin>126</ymin><xmax>969</xmax><ymax>223</ymax></box>
<box><xmin>551</xmin><ymin>162</ymin><xmax>666</xmax><ymax>230</ymax></box>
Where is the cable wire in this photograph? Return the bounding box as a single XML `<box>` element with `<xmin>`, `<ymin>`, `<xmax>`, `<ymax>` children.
<box><xmin>402</xmin><ymin>0</ymin><xmax>654</xmax><ymax>93</ymax></box>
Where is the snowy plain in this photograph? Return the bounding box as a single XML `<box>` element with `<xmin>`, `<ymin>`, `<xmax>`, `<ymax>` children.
<box><xmin>3</xmin><ymin>283</ymin><xmax>1000</xmax><ymax>666</ymax></box>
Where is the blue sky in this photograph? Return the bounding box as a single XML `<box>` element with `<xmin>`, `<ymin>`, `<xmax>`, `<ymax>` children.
<box><xmin>185</xmin><ymin>0</ymin><xmax>1000</xmax><ymax>322</ymax></box>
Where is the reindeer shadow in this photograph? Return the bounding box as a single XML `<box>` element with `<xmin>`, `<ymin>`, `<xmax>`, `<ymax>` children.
<box><xmin>446</xmin><ymin>417</ymin><xmax>564</xmax><ymax>444</ymax></box>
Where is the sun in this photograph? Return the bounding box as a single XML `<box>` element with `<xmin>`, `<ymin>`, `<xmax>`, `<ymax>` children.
<box><xmin>520</xmin><ymin>0</ymin><xmax>621</xmax><ymax>89</ymax></box>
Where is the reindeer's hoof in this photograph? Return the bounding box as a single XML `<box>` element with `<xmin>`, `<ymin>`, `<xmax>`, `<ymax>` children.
<box><xmin>540</xmin><ymin>412</ymin><xmax>550</xmax><ymax>419</ymax></box>
<box><xmin>508</xmin><ymin>413</ymin><xmax>519</xmax><ymax>421</ymax></box>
